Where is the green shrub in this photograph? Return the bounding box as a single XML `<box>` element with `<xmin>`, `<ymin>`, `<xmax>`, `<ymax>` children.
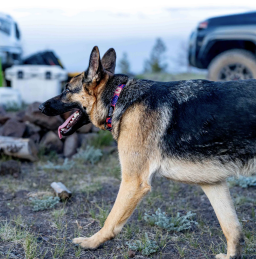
<box><xmin>4</xmin><ymin>101</ymin><xmax>27</xmax><ymax>112</ymax></box>
<box><xmin>126</xmin><ymin>232</ymin><xmax>159</xmax><ymax>256</ymax></box>
<box><xmin>39</xmin><ymin>158</ymin><xmax>74</xmax><ymax>171</ymax></box>
<box><xmin>229</xmin><ymin>176</ymin><xmax>256</xmax><ymax>188</ymax></box>
<box><xmin>29</xmin><ymin>196</ymin><xmax>60</xmax><ymax>211</ymax></box>
<box><xmin>37</xmin><ymin>145</ymin><xmax>58</xmax><ymax>162</ymax></box>
<box><xmin>73</xmin><ymin>146</ymin><xmax>102</xmax><ymax>164</ymax></box>
<box><xmin>144</xmin><ymin>208</ymin><xmax>197</xmax><ymax>232</ymax></box>
<box><xmin>90</xmin><ymin>130</ymin><xmax>114</xmax><ymax>148</ymax></box>
<box><xmin>0</xmin><ymin>220</ymin><xmax>27</xmax><ymax>242</ymax></box>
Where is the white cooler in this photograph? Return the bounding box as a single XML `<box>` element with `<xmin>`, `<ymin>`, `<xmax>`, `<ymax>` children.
<box><xmin>5</xmin><ymin>65</ymin><xmax>68</xmax><ymax>104</ymax></box>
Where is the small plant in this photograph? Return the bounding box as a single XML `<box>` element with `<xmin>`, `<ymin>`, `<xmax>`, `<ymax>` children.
<box><xmin>30</xmin><ymin>196</ymin><xmax>60</xmax><ymax>211</ymax></box>
<box><xmin>96</xmin><ymin>205</ymin><xmax>109</xmax><ymax>227</ymax></box>
<box><xmin>0</xmin><ymin>220</ymin><xmax>42</xmax><ymax>258</ymax></box>
<box><xmin>52</xmin><ymin>208</ymin><xmax>67</xmax><ymax>220</ymax></box>
<box><xmin>90</xmin><ymin>130</ymin><xmax>114</xmax><ymax>148</ymax></box>
<box><xmin>144</xmin><ymin>208</ymin><xmax>198</xmax><ymax>232</ymax></box>
<box><xmin>73</xmin><ymin>146</ymin><xmax>102</xmax><ymax>164</ymax></box>
<box><xmin>0</xmin><ymin>220</ymin><xmax>27</xmax><ymax>242</ymax></box>
<box><xmin>229</xmin><ymin>176</ymin><xmax>256</xmax><ymax>188</ymax></box>
<box><xmin>80</xmin><ymin>181</ymin><xmax>102</xmax><ymax>195</ymax></box>
<box><xmin>23</xmin><ymin>233</ymin><xmax>39</xmax><ymax>259</ymax></box>
<box><xmin>235</xmin><ymin>196</ymin><xmax>255</xmax><ymax>205</ymax></box>
<box><xmin>90</xmin><ymin>204</ymin><xmax>110</xmax><ymax>227</ymax></box>
<box><xmin>4</xmin><ymin>101</ymin><xmax>26</xmax><ymax>112</ymax></box>
<box><xmin>39</xmin><ymin>158</ymin><xmax>74</xmax><ymax>171</ymax></box>
<box><xmin>38</xmin><ymin>145</ymin><xmax>58</xmax><ymax>162</ymax></box>
<box><xmin>126</xmin><ymin>232</ymin><xmax>159</xmax><ymax>256</ymax></box>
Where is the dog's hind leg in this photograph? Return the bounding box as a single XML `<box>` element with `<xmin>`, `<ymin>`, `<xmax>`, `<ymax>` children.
<box><xmin>200</xmin><ymin>181</ymin><xmax>244</xmax><ymax>259</ymax></box>
<box><xmin>72</xmin><ymin>169</ymin><xmax>151</xmax><ymax>249</ymax></box>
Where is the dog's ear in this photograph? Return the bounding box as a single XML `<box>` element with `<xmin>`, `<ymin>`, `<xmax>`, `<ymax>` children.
<box><xmin>101</xmin><ymin>48</ymin><xmax>116</xmax><ymax>75</ymax></box>
<box><xmin>87</xmin><ymin>46</ymin><xmax>104</xmax><ymax>81</ymax></box>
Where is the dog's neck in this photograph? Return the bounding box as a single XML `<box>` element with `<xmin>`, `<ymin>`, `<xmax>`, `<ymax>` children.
<box><xmin>89</xmin><ymin>74</ymin><xmax>129</xmax><ymax>131</ymax></box>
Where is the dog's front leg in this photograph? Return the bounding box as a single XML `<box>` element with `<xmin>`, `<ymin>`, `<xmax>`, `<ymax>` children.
<box><xmin>200</xmin><ymin>181</ymin><xmax>244</xmax><ymax>259</ymax></box>
<box><xmin>73</xmin><ymin>173</ymin><xmax>151</xmax><ymax>249</ymax></box>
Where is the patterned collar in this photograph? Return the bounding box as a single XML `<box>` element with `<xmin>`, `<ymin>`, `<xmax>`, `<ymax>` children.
<box><xmin>104</xmin><ymin>84</ymin><xmax>126</xmax><ymax>131</ymax></box>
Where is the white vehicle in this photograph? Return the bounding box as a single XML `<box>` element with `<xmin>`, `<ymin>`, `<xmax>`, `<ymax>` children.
<box><xmin>0</xmin><ymin>12</ymin><xmax>22</xmax><ymax>71</ymax></box>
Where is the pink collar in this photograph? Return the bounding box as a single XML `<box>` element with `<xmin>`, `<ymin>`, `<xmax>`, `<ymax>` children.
<box><xmin>105</xmin><ymin>84</ymin><xmax>126</xmax><ymax>131</ymax></box>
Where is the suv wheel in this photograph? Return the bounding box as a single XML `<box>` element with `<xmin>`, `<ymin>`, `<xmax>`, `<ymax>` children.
<box><xmin>207</xmin><ymin>49</ymin><xmax>256</xmax><ymax>81</ymax></box>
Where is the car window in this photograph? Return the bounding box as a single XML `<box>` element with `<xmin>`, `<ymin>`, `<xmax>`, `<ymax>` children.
<box><xmin>15</xmin><ymin>23</ymin><xmax>20</xmax><ymax>39</ymax></box>
<box><xmin>0</xmin><ymin>18</ymin><xmax>11</xmax><ymax>35</ymax></box>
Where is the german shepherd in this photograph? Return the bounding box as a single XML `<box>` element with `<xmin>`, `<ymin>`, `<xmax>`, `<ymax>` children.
<box><xmin>39</xmin><ymin>46</ymin><xmax>256</xmax><ymax>259</ymax></box>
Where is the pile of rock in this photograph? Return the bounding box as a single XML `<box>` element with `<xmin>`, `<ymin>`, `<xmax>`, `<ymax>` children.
<box><xmin>0</xmin><ymin>102</ymin><xmax>99</xmax><ymax>160</ymax></box>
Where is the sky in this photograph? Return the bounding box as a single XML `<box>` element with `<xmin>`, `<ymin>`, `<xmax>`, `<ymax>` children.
<box><xmin>1</xmin><ymin>0</ymin><xmax>256</xmax><ymax>73</ymax></box>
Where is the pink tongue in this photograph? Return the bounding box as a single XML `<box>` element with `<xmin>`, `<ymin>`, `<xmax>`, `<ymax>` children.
<box><xmin>58</xmin><ymin>112</ymin><xmax>76</xmax><ymax>139</ymax></box>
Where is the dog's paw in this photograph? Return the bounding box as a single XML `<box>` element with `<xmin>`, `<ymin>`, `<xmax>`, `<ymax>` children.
<box><xmin>216</xmin><ymin>254</ymin><xmax>227</xmax><ymax>259</ymax></box>
<box><xmin>72</xmin><ymin>237</ymin><xmax>99</xmax><ymax>249</ymax></box>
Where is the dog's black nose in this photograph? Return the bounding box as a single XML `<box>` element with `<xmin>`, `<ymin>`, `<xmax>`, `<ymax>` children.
<box><xmin>38</xmin><ymin>103</ymin><xmax>45</xmax><ymax>113</ymax></box>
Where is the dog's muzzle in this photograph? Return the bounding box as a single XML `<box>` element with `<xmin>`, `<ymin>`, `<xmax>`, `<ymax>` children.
<box><xmin>38</xmin><ymin>103</ymin><xmax>45</xmax><ymax>113</ymax></box>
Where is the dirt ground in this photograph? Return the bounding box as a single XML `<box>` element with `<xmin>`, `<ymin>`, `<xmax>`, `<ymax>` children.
<box><xmin>0</xmin><ymin>146</ymin><xmax>256</xmax><ymax>259</ymax></box>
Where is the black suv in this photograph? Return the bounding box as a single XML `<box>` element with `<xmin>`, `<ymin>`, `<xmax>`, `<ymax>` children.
<box><xmin>189</xmin><ymin>12</ymin><xmax>256</xmax><ymax>81</ymax></box>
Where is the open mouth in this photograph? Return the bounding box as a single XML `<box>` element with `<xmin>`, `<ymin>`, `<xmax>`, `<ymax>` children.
<box><xmin>58</xmin><ymin>110</ymin><xmax>82</xmax><ymax>139</ymax></box>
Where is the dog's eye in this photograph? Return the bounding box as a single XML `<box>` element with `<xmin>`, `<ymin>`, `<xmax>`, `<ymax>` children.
<box><xmin>65</xmin><ymin>89</ymin><xmax>70</xmax><ymax>93</ymax></box>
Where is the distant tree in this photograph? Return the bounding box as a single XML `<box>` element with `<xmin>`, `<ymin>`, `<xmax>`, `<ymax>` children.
<box><xmin>118</xmin><ymin>52</ymin><xmax>130</xmax><ymax>74</ymax></box>
<box><xmin>170</xmin><ymin>41</ymin><xmax>191</xmax><ymax>73</ymax></box>
<box><xmin>144</xmin><ymin>38</ymin><xmax>168</xmax><ymax>73</ymax></box>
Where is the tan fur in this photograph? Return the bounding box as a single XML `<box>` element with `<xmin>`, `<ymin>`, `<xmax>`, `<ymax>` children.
<box><xmin>70</xmin><ymin>73</ymin><xmax>110</xmax><ymax>130</ymax></box>
<box><xmin>74</xmin><ymin>104</ymin><xmax>154</xmax><ymax>248</ymax></box>
<box><xmin>71</xmin><ymin>55</ymin><xmax>246</xmax><ymax>259</ymax></box>
<box><xmin>201</xmin><ymin>182</ymin><xmax>243</xmax><ymax>259</ymax></box>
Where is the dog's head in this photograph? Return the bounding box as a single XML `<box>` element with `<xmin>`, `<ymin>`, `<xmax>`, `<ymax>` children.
<box><xmin>39</xmin><ymin>46</ymin><xmax>116</xmax><ymax>139</ymax></box>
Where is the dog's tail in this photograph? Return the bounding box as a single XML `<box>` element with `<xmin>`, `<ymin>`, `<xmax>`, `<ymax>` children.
<box><xmin>238</xmin><ymin>159</ymin><xmax>256</xmax><ymax>177</ymax></box>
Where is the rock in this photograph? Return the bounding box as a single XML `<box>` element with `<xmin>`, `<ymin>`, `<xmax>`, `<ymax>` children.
<box><xmin>24</xmin><ymin>102</ymin><xmax>63</xmax><ymax>130</ymax></box>
<box><xmin>0</xmin><ymin>160</ymin><xmax>21</xmax><ymax>177</ymax></box>
<box><xmin>64</xmin><ymin>133</ymin><xmax>78</xmax><ymax>157</ymax></box>
<box><xmin>2</xmin><ymin>119</ymin><xmax>26</xmax><ymax>137</ymax></box>
<box><xmin>92</xmin><ymin>125</ymin><xmax>100</xmax><ymax>133</ymax></box>
<box><xmin>40</xmin><ymin>131</ymin><xmax>63</xmax><ymax>153</ymax></box>
<box><xmin>15</xmin><ymin>110</ymin><xmax>26</xmax><ymax>121</ymax></box>
<box><xmin>77</xmin><ymin>133</ymin><xmax>97</xmax><ymax>148</ymax></box>
<box><xmin>7</xmin><ymin>110</ymin><xmax>26</xmax><ymax>122</ymax></box>
<box><xmin>24</xmin><ymin>121</ymin><xmax>41</xmax><ymax>137</ymax></box>
<box><xmin>30</xmin><ymin>133</ymin><xmax>41</xmax><ymax>144</ymax></box>
<box><xmin>77</xmin><ymin>123</ymin><xmax>92</xmax><ymax>133</ymax></box>
<box><xmin>0</xmin><ymin>106</ymin><xmax>10</xmax><ymax>124</ymax></box>
<box><xmin>128</xmin><ymin>250</ymin><xmax>136</xmax><ymax>258</ymax></box>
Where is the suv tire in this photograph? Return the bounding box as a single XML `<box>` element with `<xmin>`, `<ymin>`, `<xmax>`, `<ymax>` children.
<box><xmin>208</xmin><ymin>49</ymin><xmax>256</xmax><ymax>81</ymax></box>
